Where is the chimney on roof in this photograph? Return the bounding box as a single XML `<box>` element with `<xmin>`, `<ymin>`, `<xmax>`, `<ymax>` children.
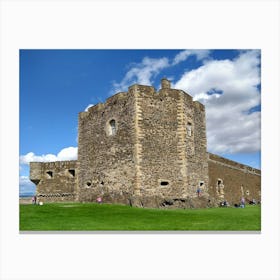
<box><xmin>161</xmin><ymin>78</ymin><xmax>171</xmax><ymax>89</ymax></box>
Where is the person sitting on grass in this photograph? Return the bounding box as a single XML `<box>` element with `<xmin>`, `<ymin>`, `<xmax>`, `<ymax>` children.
<box><xmin>96</xmin><ymin>197</ymin><xmax>102</xmax><ymax>204</ymax></box>
<box><xmin>220</xmin><ymin>200</ymin><xmax>229</xmax><ymax>207</ymax></box>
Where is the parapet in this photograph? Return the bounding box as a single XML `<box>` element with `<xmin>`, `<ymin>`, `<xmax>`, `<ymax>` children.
<box><xmin>106</xmin><ymin>92</ymin><xmax>127</xmax><ymax>104</ymax></box>
<box><xmin>79</xmin><ymin>78</ymin><xmax>203</xmax><ymax>117</ymax></box>
<box><xmin>87</xmin><ymin>103</ymin><xmax>105</xmax><ymax>114</ymax></box>
<box><xmin>208</xmin><ymin>153</ymin><xmax>261</xmax><ymax>175</ymax></box>
<box><xmin>39</xmin><ymin>160</ymin><xmax>77</xmax><ymax>169</ymax></box>
<box><xmin>193</xmin><ymin>100</ymin><xmax>205</xmax><ymax>111</ymax></box>
<box><xmin>30</xmin><ymin>160</ymin><xmax>78</xmax><ymax>184</ymax></box>
<box><xmin>81</xmin><ymin>92</ymin><xmax>129</xmax><ymax>118</ymax></box>
<box><xmin>128</xmin><ymin>84</ymin><xmax>156</xmax><ymax>95</ymax></box>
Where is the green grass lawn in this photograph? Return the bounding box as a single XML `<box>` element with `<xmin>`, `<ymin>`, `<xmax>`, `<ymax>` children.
<box><xmin>19</xmin><ymin>203</ymin><xmax>261</xmax><ymax>231</ymax></box>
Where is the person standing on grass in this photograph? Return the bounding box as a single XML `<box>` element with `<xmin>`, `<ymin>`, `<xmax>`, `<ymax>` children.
<box><xmin>97</xmin><ymin>197</ymin><xmax>102</xmax><ymax>204</ymax></box>
<box><xmin>240</xmin><ymin>197</ymin><xmax>245</xmax><ymax>208</ymax></box>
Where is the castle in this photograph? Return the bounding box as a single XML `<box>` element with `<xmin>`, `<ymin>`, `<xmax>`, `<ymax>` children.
<box><xmin>30</xmin><ymin>78</ymin><xmax>261</xmax><ymax>208</ymax></box>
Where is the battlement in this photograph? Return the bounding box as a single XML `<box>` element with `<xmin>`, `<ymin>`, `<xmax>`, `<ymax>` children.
<box><xmin>193</xmin><ymin>100</ymin><xmax>205</xmax><ymax>111</ymax></box>
<box><xmin>82</xmin><ymin>92</ymin><xmax>130</xmax><ymax>119</ymax></box>
<box><xmin>31</xmin><ymin>160</ymin><xmax>77</xmax><ymax>169</ymax></box>
<box><xmin>88</xmin><ymin>102</ymin><xmax>105</xmax><ymax>113</ymax></box>
<box><xmin>81</xmin><ymin>79</ymin><xmax>204</xmax><ymax>119</ymax></box>
<box><xmin>106</xmin><ymin>92</ymin><xmax>127</xmax><ymax>103</ymax></box>
<box><xmin>128</xmin><ymin>84</ymin><xmax>156</xmax><ymax>95</ymax></box>
<box><xmin>30</xmin><ymin>160</ymin><xmax>78</xmax><ymax>183</ymax></box>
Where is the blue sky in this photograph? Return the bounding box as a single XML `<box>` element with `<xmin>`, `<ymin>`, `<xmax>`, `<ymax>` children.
<box><xmin>19</xmin><ymin>49</ymin><xmax>261</xmax><ymax>195</ymax></box>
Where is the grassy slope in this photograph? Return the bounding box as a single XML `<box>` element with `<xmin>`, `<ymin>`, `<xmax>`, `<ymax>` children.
<box><xmin>19</xmin><ymin>203</ymin><xmax>261</xmax><ymax>231</ymax></box>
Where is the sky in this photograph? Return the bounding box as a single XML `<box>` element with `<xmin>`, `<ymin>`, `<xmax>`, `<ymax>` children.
<box><xmin>19</xmin><ymin>49</ymin><xmax>261</xmax><ymax>196</ymax></box>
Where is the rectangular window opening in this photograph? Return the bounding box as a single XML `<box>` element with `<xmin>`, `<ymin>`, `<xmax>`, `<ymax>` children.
<box><xmin>187</xmin><ymin>122</ymin><xmax>192</xmax><ymax>137</ymax></box>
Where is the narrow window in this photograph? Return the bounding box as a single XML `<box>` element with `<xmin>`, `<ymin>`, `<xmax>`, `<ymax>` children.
<box><xmin>108</xmin><ymin>119</ymin><xmax>116</xmax><ymax>136</ymax></box>
<box><xmin>187</xmin><ymin>122</ymin><xmax>192</xmax><ymax>136</ymax></box>
<box><xmin>46</xmin><ymin>171</ymin><xmax>53</xmax><ymax>178</ymax></box>
<box><xmin>160</xmin><ymin>181</ymin><xmax>169</xmax><ymax>186</ymax></box>
<box><xmin>68</xmin><ymin>169</ymin><xmax>75</xmax><ymax>177</ymax></box>
<box><xmin>217</xmin><ymin>179</ymin><xmax>224</xmax><ymax>195</ymax></box>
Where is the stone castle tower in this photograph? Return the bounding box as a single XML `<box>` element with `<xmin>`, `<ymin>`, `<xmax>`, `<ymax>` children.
<box><xmin>77</xmin><ymin>78</ymin><xmax>208</xmax><ymax>206</ymax></box>
<box><xmin>30</xmin><ymin>78</ymin><xmax>261</xmax><ymax>208</ymax></box>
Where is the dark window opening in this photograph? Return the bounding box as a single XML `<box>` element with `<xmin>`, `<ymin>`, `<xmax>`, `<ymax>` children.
<box><xmin>200</xmin><ymin>182</ymin><xmax>204</xmax><ymax>187</ymax></box>
<box><xmin>161</xmin><ymin>199</ymin><xmax>173</xmax><ymax>206</ymax></box>
<box><xmin>68</xmin><ymin>169</ymin><xmax>75</xmax><ymax>177</ymax></box>
<box><xmin>100</xmin><ymin>181</ymin><xmax>104</xmax><ymax>185</ymax></box>
<box><xmin>160</xmin><ymin>181</ymin><xmax>169</xmax><ymax>186</ymax></box>
<box><xmin>217</xmin><ymin>179</ymin><xmax>222</xmax><ymax>185</ymax></box>
<box><xmin>187</xmin><ymin>122</ymin><xmax>192</xmax><ymax>136</ymax></box>
<box><xmin>86</xmin><ymin>182</ymin><xmax>91</xmax><ymax>187</ymax></box>
<box><xmin>109</xmin><ymin>119</ymin><xmax>116</xmax><ymax>136</ymax></box>
<box><xmin>46</xmin><ymin>171</ymin><xmax>53</xmax><ymax>178</ymax></box>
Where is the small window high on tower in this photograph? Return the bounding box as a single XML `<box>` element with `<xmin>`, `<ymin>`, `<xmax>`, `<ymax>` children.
<box><xmin>187</xmin><ymin>122</ymin><xmax>192</xmax><ymax>137</ymax></box>
<box><xmin>108</xmin><ymin>119</ymin><xmax>116</xmax><ymax>136</ymax></box>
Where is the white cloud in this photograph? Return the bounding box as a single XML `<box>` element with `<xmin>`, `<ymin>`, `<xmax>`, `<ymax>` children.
<box><xmin>172</xmin><ymin>49</ymin><xmax>210</xmax><ymax>65</ymax></box>
<box><xmin>19</xmin><ymin>175</ymin><xmax>36</xmax><ymax>195</ymax></box>
<box><xmin>113</xmin><ymin>56</ymin><xmax>169</xmax><ymax>92</ymax></box>
<box><xmin>84</xmin><ymin>104</ymin><xmax>94</xmax><ymax>111</ymax></box>
<box><xmin>174</xmin><ymin>50</ymin><xmax>261</xmax><ymax>154</ymax></box>
<box><xmin>112</xmin><ymin>50</ymin><xmax>211</xmax><ymax>93</ymax></box>
<box><xmin>57</xmin><ymin>147</ymin><xmax>77</xmax><ymax>160</ymax></box>
<box><xmin>20</xmin><ymin>146</ymin><xmax>78</xmax><ymax>165</ymax></box>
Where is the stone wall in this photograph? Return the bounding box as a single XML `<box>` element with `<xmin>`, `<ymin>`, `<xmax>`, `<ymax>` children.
<box><xmin>207</xmin><ymin>153</ymin><xmax>261</xmax><ymax>205</ymax></box>
<box><xmin>77</xmin><ymin>80</ymin><xmax>209</xmax><ymax>207</ymax></box>
<box><xmin>127</xmin><ymin>80</ymin><xmax>209</xmax><ymax>207</ymax></box>
<box><xmin>129</xmin><ymin>84</ymin><xmax>182</xmax><ymax>207</ymax></box>
<box><xmin>183</xmin><ymin>95</ymin><xmax>209</xmax><ymax>197</ymax></box>
<box><xmin>77</xmin><ymin>91</ymin><xmax>136</xmax><ymax>204</ymax></box>
<box><xmin>30</xmin><ymin>160</ymin><xmax>78</xmax><ymax>202</ymax></box>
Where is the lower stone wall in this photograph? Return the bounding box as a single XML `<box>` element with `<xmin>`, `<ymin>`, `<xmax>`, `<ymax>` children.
<box><xmin>207</xmin><ymin>153</ymin><xmax>261</xmax><ymax>206</ymax></box>
<box><xmin>29</xmin><ymin>155</ymin><xmax>261</xmax><ymax>208</ymax></box>
<box><xmin>131</xmin><ymin>195</ymin><xmax>213</xmax><ymax>209</ymax></box>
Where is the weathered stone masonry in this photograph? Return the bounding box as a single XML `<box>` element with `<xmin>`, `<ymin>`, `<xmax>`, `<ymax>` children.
<box><xmin>29</xmin><ymin>78</ymin><xmax>261</xmax><ymax>208</ymax></box>
<box><xmin>30</xmin><ymin>160</ymin><xmax>78</xmax><ymax>201</ymax></box>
